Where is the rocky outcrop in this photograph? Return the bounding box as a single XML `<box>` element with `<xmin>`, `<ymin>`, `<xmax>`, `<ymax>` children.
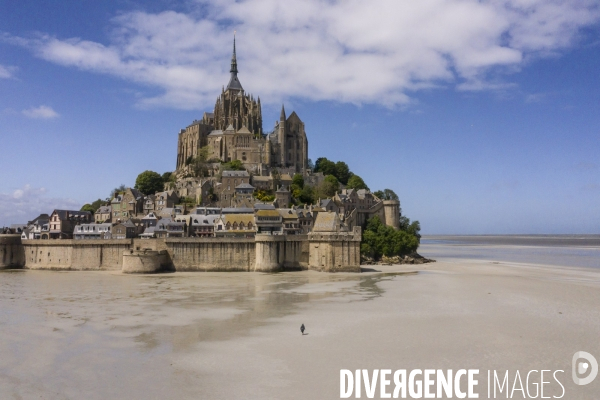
<box><xmin>361</xmin><ymin>252</ymin><xmax>435</xmax><ymax>266</ymax></box>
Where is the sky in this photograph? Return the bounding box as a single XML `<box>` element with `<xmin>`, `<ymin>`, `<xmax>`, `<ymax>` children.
<box><xmin>0</xmin><ymin>0</ymin><xmax>599</xmax><ymax>234</ymax></box>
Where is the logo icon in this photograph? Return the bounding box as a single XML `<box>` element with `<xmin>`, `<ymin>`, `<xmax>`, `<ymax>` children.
<box><xmin>572</xmin><ymin>351</ymin><xmax>598</xmax><ymax>385</ymax></box>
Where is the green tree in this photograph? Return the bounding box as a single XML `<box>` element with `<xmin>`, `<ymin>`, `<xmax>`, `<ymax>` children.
<box><xmin>111</xmin><ymin>184</ymin><xmax>127</xmax><ymax>198</ymax></box>
<box><xmin>399</xmin><ymin>216</ymin><xmax>421</xmax><ymax>242</ymax></box>
<box><xmin>292</xmin><ymin>173</ymin><xmax>304</xmax><ymax>188</ymax></box>
<box><xmin>360</xmin><ymin>216</ymin><xmax>419</xmax><ymax>259</ymax></box>
<box><xmin>80</xmin><ymin>204</ymin><xmax>95</xmax><ymax>213</ymax></box>
<box><xmin>135</xmin><ymin>170</ymin><xmax>164</xmax><ymax>195</ymax></box>
<box><xmin>298</xmin><ymin>185</ymin><xmax>315</xmax><ymax>204</ymax></box>
<box><xmin>254</xmin><ymin>189</ymin><xmax>275</xmax><ymax>202</ymax></box>
<box><xmin>161</xmin><ymin>172</ymin><xmax>172</xmax><ymax>182</ymax></box>
<box><xmin>334</xmin><ymin>161</ymin><xmax>352</xmax><ymax>185</ymax></box>
<box><xmin>192</xmin><ymin>147</ymin><xmax>212</xmax><ymax>177</ymax></box>
<box><xmin>180</xmin><ymin>196</ymin><xmax>196</xmax><ymax>207</ymax></box>
<box><xmin>221</xmin><ymin>159</ymin><xmax>244</xmax><ymax>171</ymax></box>
<box><xmin>315</xmin><ymin>175</ymin><xmax>339</xmax><ymax>199</ymax></box>
<box><xmin>314</xmin><ymin>157</ymin><xmax>336</xmax><ymax>176</ymax></box>
<box><xmin>346</xmin><ymin>175</ymin><xmax>369</xmax><ymax>190</ymax></box>
<box><xmin>374</xmin><ymin>188</ymin><xmax>399</xmax><ymax>200</ymax></box>
<box><xmin>307</xmin><ymin>158</ymin><xmax>315</xmax><ymax>171</ymax></box>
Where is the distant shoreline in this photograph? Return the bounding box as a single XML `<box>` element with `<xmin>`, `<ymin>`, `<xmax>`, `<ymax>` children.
<box><xmin>422</xmin><ymin>234</ymin><xmax>600</xmax><ymax>248</ymax></box>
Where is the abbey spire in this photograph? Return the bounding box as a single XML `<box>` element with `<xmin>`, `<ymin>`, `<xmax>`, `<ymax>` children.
<box><xmin>226</xmin><ymin>34</ymin><xmax>243</xmax><ymax>92</ymax></box>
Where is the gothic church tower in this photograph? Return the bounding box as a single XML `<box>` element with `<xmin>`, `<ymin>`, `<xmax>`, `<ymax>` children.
<box><xmin>206</xmin><ymin>36</ymin><xmax>263</xmax><ymax>135</ymax></box>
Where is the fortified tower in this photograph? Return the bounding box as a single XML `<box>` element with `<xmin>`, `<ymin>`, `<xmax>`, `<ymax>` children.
<box><xmin>383</xmin><ymin>200</ymin><xmax>400</xmax><ymax>230</ymax></box>
<box><xmin>0</xmin><ymin>234</ymin><xmax>24</xmax><ymax>269</ymax></box>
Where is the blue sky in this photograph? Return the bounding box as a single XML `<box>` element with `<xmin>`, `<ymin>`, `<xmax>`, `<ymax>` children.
<box><xmin>1</xmin><ymin>0</ymin><xmax>599</xmax><ymax>234</ymax></box>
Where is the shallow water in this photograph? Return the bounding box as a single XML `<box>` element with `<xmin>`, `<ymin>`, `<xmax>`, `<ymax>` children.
<box><xmin>0</xmin><ymin>269</ymin><xmax>417</xmax><ymax>399</ymax></box>
<box><xmin>1</xmin><ymin>241</ymin><xmax>599</xmax><ymax>399</ymax></box>
<box><xmin>420</xmin><ymin>235</ymin><xmax>600</xmax><ymax>269</ymax></box>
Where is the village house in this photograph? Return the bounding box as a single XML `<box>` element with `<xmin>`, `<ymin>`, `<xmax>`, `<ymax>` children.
<box><xmin>141</xmin><ymin>212</ymin><xmax>159</xmax><ymax>228</ymax></box>
<box><xmin>250</xmin><ymin>175</ymin><xmax>273</xmax><ymax>191</ymax></box>
<box><xmin>219</xmin><ymin>170</ymin><xmax>250</xmax><ymax>207</ymax></box>
<box><xmin>155</xmin><ymin>218</ymin><xmax>186</xmax><ymax>238</ymax></box>
<box><xmin>274</xmin><ymin>185</ymin><xmax>292</xmax><ymax>208</ymax></box>
<box><xmin>74</xmin><ymin>223</ymin><xmax>112</xmax><ymax>240</ymax></box>
<box><xmin>48</xmin><ymin>210</ymin><xmax>93</xmax><ymax>239</ymax></box>
<box><xmin>111</xmin><ymin>188</ymin><xmax>144</xmax><ymax>222</ymax></box>
<box><xmin>154</xmin><ymin>190</ymin><xmax>179</xmax><ymax>212</ymax></box>
<box><xmin>139</xmin><ymin>226</ymin><xmax>156</xmax><ymax>239</ymax></box>
<box><xmin>22</xmin><ymin>214</ymin><xmax>49</xmax><ymax>240</ymax></box>
<box><xmin>195</xmin><ymin>207</ymin><xmax>221</xmax><ymax>215</ymax></box>
<box><xmin>189</xmin><ymin>214</ymin><xmax>220</xmax><ymax>237</ymax></box>
<box><xmin>143</xmin><ymin>195</ymin><xmax>156</xmax><ymax>214</ymax></box>
<box><xmin>214</xmin><ymin>213</ymin><xmax>256</xmax><ymax>237</ymax></box>
<box><xmin>254</xmin><ymin>209</ymin><xmax>283</xmax><ymax>234</ymax></box>
<box><xmin>278</xmin><ymin>209</ymin><xmax>302</xmax><ymax>235</ymax></box>
<box><xmin>94</xmin><ymin>205</ymin><xmax>112</xmax><ymax>223</ymax></box>
<box><xmin>294</xmin><ymin>205</ymin><xmax>315</xmax><ymax>234</ymax></box>
<box><xmin>112</xmin><ymin>220</ymin><xmax>138</xmax><ymax>239</ymax></box>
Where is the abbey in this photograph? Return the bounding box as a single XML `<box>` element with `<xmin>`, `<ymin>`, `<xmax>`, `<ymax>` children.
<box><xmin>176</xmin><ymin>37</ymin><xmax>309</xmax><ymax>175</ymax></box>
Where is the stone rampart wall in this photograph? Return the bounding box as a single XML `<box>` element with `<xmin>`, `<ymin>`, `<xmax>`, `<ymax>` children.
<box><xmin>166</xmin><ymin>238</ymin><xmax>256</xmax><ymax>271</ymax></box>
<box><xmin>22</xmin><ymin>239</ymin><xmax>133</xmax><ymax>271</ymax></box>
<box><xmin>3</xmin><ymin>233</ymin><xmax>350</xmax><ymax>273</ymax></box>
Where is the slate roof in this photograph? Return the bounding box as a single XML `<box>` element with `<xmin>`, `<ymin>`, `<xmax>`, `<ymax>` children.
<box><xmin>235</xmin><ymin>183</ymin><xmax>254</xmax><ymax>189</ymax></box>
<box><xmin>278</xmin><ymin>209</ymin><xmax>298</xmax><ymax>220</ymax></box>
<box><xmin>191</xmin><ymin>215</ymin><xmax>219</xmax><ymax>226</ymax></box>
<box><xmin>222</xmin><ymin>207</ymin><xmax>254</xmax><ymax>214</ymax></box>
<box><xmin>142</xmin><ymin>212</ymin><xmax>158</xmax><ymax>220</ymax></box>
<box><xmin>121</xmin><ymin>220</ymin><xmax>136</xmax><ymax>228</ymax></box>
<box><xmin>312</xmin><ymin>212</ymin><xmax>341</xmax><ymax>232</ymax></box>
<box><xmin>51</xmin><ymin>210</ymin><xmax>92</xmax><ymax>221</ymax></box>
<box><xmin>252</xmin><ymin>176</ymin><xmax>271</xmax><ymax>181</ymax></box>
<box><xmin>254</xmin><ymin>203</ymin><xmax>275</xmax><ymax>210</ymax></box>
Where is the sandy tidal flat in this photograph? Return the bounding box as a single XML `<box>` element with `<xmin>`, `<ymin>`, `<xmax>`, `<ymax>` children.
<box><xmin>1</xmin><ymin>241</ymin><xmax>599</xmax><ymax>399</ymax></box>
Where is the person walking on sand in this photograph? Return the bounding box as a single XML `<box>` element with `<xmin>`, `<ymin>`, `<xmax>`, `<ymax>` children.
<box><xmin>300</xmin><ymin>324</ymin><xmax>305</xmax><ymax>335</ymax></box>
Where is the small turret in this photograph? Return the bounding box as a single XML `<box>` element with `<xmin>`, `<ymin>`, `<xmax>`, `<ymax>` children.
<box><xmin>280</xmin><ymin>104</ymin><xmax>286</xmax><ymax>121</ymax></box>
<box><xmin>279</xmin><ymin>104</ymin><xmax>287</xmax><ymax>167</ymax></box>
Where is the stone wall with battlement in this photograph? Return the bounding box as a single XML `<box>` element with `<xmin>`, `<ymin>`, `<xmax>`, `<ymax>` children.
<box><xmin>1</xmin><ymin>233</ymin><xmax>353</xmax><ymax>273</ymax></box>
<box><xmin>308</xmin><ymin>227</ymin><xmax>362</xmax><ymax>272</ymax></box>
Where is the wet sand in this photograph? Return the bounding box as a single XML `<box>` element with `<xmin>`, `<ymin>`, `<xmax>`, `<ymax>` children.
<box><xmin>1</xmin><ymin>249</ymin><xmax>600</xmax><ymax>399</ymax></box>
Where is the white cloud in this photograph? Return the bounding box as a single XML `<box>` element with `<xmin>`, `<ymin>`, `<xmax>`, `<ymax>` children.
<box><xmin>5</xmin><ymin>0</ymin><xmax>600</xmax><ymax>108</ymax></box>
<box><xmin>0</xmin><ymin>64</ymin><xmax>16</xmax><ymax>79</ymax></box>
<box><xmin>0</xmin><ymin>185</ymin><xmax>80</xmax><ymax>226</ymax></box>
<box><xmin>22</xmin><ymin>105</ymin><xmax>60</xmax><ymax>119</ymax></box>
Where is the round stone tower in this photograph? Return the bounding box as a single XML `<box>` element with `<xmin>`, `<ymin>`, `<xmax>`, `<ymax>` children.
<box><xmin>254</xmin><ymin>234</ymin><xmax>284</xmax><ymax>272</ymax></box>
<box><xmin>382</xmin><ymin>200</ymin><xmax>400</xmax><ymax>230</ymax></box>
<box><xmin>0</xmin><ymin>234</ymin><xmax>25</xmax><ymax>269</ymax></box>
